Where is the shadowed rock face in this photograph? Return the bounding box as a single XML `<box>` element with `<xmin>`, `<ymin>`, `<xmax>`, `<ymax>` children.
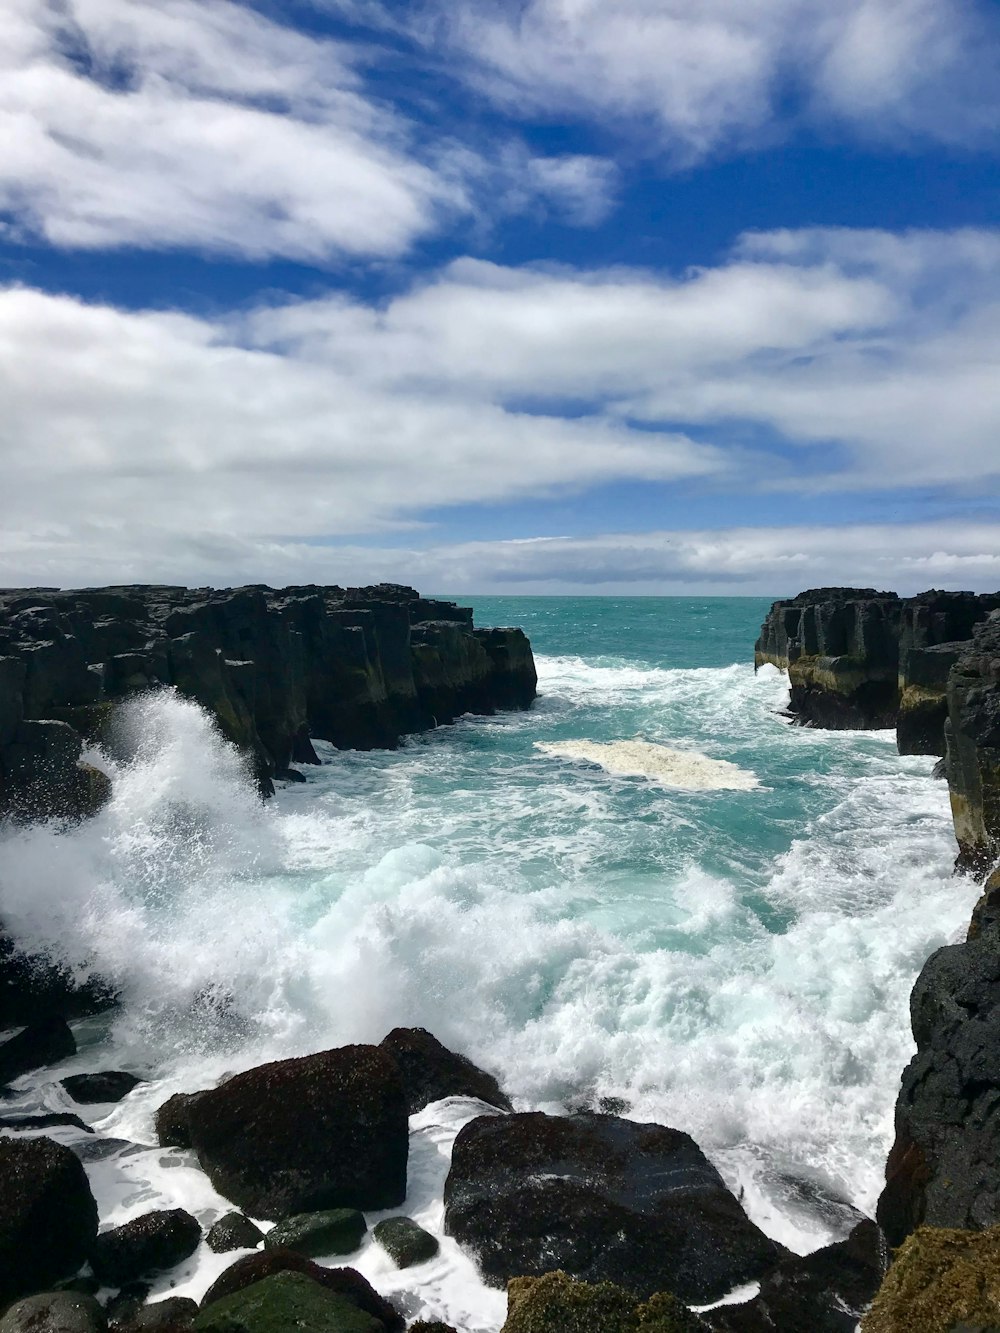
<box><xmin>443</xmin><ymin>1111</ymin><xmax>784</xmax><ymax>1305</ymax></box>
<box><xmin>755</xmin><ymin>588</ymin><xmax>1000</xmax><ymax>744</ymax></box>
<box><xmin>945</xmin><ymin>613</ymin><xmax>1000</xmax><ymax>876</ymax></box>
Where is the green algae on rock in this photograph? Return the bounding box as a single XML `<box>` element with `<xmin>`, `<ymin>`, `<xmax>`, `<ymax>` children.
<box><xmin>264</xmin><ymin>1209</ymin><xmax>366</xmax><ymax>1258</ymax></box>
<box><xmin>500</xmin><ymin>1271</ymin><xmax>704</xmax><ymax>1333</ymax></box>
<box><xmin>372</xmin><ymin>1216</ymin><xmax>438</xmax><ymax>1268</ymax></box>
<box><xmin>193</xmin><ymin>1271</ymin><xmax>382</xmax><ymax>1333</ymax></box>
<box><xmin>861</xmin><ymin>1226</ymin><xmax>1000</xmax><ymax>1333</ymax></box>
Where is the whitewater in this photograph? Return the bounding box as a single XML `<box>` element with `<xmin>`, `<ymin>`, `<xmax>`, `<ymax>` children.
<box><xmin>0</xmin><ymin>596</ymin><xmax>981</xmax><ymax>1329</ymax></box>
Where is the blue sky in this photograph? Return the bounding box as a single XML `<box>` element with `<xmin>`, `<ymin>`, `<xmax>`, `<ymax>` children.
<box><xmin>2</xmin><ymin>0</ymin><xmax>999</xmax><ymax>594</ymax></box>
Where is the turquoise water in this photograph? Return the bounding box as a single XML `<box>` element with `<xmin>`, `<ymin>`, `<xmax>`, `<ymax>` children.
<box><xmin>0</xmin><ymin>597</ymin><xmax>981</xmax><ymax>1325</ymax></box>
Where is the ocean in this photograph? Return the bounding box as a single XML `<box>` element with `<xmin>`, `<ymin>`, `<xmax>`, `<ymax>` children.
<box><xmin>0</xmin><ymin>596</ymin><xmax>980</xmax><ymax>1329</ymax></box>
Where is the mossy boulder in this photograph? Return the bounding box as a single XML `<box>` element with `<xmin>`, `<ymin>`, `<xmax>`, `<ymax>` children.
<box><xmin>501</xmin><ymin>1272</ymin><xmax>703</xmax><ymax>1333</ymax></box>
<box><xmin>264</xmin><ymin>1209</ymin><xmax>366</xmax><ymax>1258</ymax></box>
<box><xmin>861</xmin><ymin>1225</ymin><xmax>1000</xmax><ymax>1333</ymax></box>
<box><xmin>192</xmin><ymin>1271</ymin><xmax>382</xmax><ymax>1333</ymax></box>
<box><xmin>372</xmin><ymin>1216</ymin><xmax>438</xmax><ymax>1268</ymax></box>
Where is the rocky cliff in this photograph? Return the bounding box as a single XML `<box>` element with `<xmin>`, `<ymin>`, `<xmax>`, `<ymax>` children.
<box><xmin>0</xmin><ymin>583</ymin><xmax>537</xmax><ymax>818</ymax></box>
<box><xmin>756</xmin><ymin>588</ymin><xmax>1000</xmax><ymax>750</ymax></box>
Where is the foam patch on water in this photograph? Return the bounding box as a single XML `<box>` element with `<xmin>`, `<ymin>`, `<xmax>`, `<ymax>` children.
<box><xmin>535</xmin><ymin>738</ymin><xmax>759</xmax><ymax>790</ymax></box>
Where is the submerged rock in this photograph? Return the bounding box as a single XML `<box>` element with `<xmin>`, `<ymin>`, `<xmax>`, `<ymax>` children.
<box><xmin>0</xmin><ymin>1015</ymin><xmax>75</xmax><ymax>1084</ymax></box>
<box><xmin>379</xmin><ymin>1027</ymin><xmax>512</xmax><ymax>1114</ymax></box>
<box><xmin>89</xmin><ymin>1209</ymin><xmax>201</xmax><ymax>1286</ymax></box>
<box><xmin>0</xmin><ymin>1135</ymin><xmax>99</xmax><ymax>1308</ymax></box>
<box><xmin>500</xmin><ymin>1271</ymin><xmax>704</xmax><ymax>1333</ymax></box>
<box><xmin>0</xmin><ymin>1292</ymin><xmax>107</xmax><ymax>1333</ymax></box>
<box><xmin>185</xmin><ymin>1045</ymin><xmax>408</xmax><ymax>1218</ymax></box>
<box><xmin>206</xmin><ymin>1214</ymin><xmax>264</xmax><ymax>1255</ymax></box>
<box><xmin>199</xmin><ymin>1250</ymin><xmax>403</xmax><ymax>1332</ymax></box>
<box><xmin>61</xmin><ymin>1072</ymin><xmax>142</xmax><ymax>1104</ymax></box>
<box><xmin>372</xmin><ymin>1217</ymin><xmax>438</xmax><ymax>1268</ymax></box>
<box><xmin>444</xmin><ymin>1111</ymin><xmax>782</xmax><ymax>1304</ymax></box>
<box><xmin>860</xmin><ymin>1224</ymin><xmax>1000</xmax><ymax>1333</ymax></box>
<box><xmin>193</xmin><ymin>1271</ymin><xmax>382</xmax><ymax>1333</ymax></box>
<box><xmin>264</xmin><ymin>1209</ymin><xmax>366</xmax><ymax>1258</ymax></box>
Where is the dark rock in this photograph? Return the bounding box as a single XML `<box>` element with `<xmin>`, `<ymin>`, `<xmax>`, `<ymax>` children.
<box><xmin>703</xmin><ymin>1219</ymin><xmax>884</xmax><ymax>1333</ymax></box>
<box><xmin>185</xmin><ymin>1046</ymin><xmax>408</xmax><ymax>1219</ymax></box>
<box><xmin>62</xmin><ymin>1072</ymin><xmax>142</xmax><ymax>1104</ymax></box>
<box><xmin>199</xmin><ymin>1252</ymin><xmax>403</xmax><ymax>1332</ymax></box>
<box><xmin>379</xmin><ymin>1028</ymin><xmax>512</xmax><ymax>1114</ymax></box>
<box><xmin>103</xmin><ymin>1286</ymin><xmax>150</xmax><ymax>1328</ymax></box>
<box><xmin>944</xmin><ymin>612</ymin><xmax>1000</xmax><ymax>875</ymax></box>
<box><xmin>0</xmin><ymin>1292</ymin><xmax>107</xmax><ymax>1333</ymax></box>
<box><xmin>263</xmin><ymin>1209</ymin><xmax>366</xmax><ymax>1258</ymax></box>
<box><xmin>0</xmin><ymin>931</ymin><xmax>116</xmax><ymax>1030</ymax></box>
<box><xmin>0</xmin><ymin>1135</ymin><xmax>99</xmax><ymax>1307</ymax></box>
<box><xmin>89</xmin><ymin>1210</ymin><xmax>201</xmax><ymax>1286</ymax></box>
<box><xmin>372</xmin><ymin>1217</ymin><xmax>438</xmax><ymax>1268</ymax></box>
<box><xmin>154</xmin><ymin>1092</ymin><xmax>205</xmax><ymax>1149</ymax></box>
<box><xmin>443</xmin><ymin>1112</ymin><xmax>783</xmax><ymax>1304</ymax></box>
<box><xmin>192</xmin><ymin>1271</ymin><xmax>382</xmax><ymax>1333</ymax></box>
<box><xmin>0</xmin><ymin>1112</ymin><xmax>92</xmax><ymax>1133</ymax></box>
<box><xmin>408</xmin><ymin>1325</ymin><xmax>459</xmax><ymax>1333</ymax></box>
<box><xmin>0</xmin><ymin>1016</ymin><xmax>75</xmax><ymax>1083</ymax></box>
<box><xmin>119</xmin><ymin>1298</ymin><xmax>199</xmax><ymax>1332</ymax></box>
<box><xmin>205</xmin><ymin>1214</ymin><xmax>264</xmax><ymax>1254</ymax></box>
<box><xmin>71</xmin><ymin>1137</ymin><xmax>141</xmax><ymax>1164</ymax></box>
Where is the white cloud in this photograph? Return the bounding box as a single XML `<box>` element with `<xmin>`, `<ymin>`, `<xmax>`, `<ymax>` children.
<box><xmin>0</xmin><ymin>0</ymin><xmax>614</xmax><ymax>259</ymax></box>
<box><xmin>1</xmin><ymin>225</ymin><xmax>999</xmax><ymax>588</ymax></box>
<box><xmin>393</xmin><ymin>0</ymin><xmax>1000</xmax><ymax>159</ymax></box>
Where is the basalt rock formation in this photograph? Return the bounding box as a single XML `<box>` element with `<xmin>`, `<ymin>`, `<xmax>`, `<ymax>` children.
<box><xmin>756</xmin><ymin>588</ymin><xmax>999</xmax><ymax>748</ymax></box>
<box><xmin>0</xmin><ymin>583</ymin><xmax>536</xmax><ymax>815</ymax></box>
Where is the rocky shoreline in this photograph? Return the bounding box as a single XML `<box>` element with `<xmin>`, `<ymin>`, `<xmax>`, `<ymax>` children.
<box><xmin>2</xmin><ymin>585</ymin><xmax>1000</xmax><ymax>1331</ymax></box>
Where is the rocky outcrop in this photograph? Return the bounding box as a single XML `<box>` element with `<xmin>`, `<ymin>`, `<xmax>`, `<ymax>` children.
<box><xmin>0</xmin><ymin>583</ymin><xmax>536</xmax><ymax>816</ymax></box>
<box><xmin>443</xmin><ymin>1110</ymin><xmax>783</xmax><ymax>1304</ymax></box>
<box><xmin>944</xmin><ymin>614</ymin><xmax>1000</xmax><ymax>876</ymax></box>
<box><xmin>756</xmin><ymin>588</ymin><xmax>999</xmax><ymax>744</ymax></box>
<box><xmin>378</xmin><ymin>1027</ymin><xmax>513</xmax><ymax>1114</ymax></box>
<box><xmin>0</xmin><ymin>1136</ymin><xmax>99</xmax><ymax>1308</ymax></box>
<box><xmin>860</xmin><ymin>1224</ymin><xmax>1000</xmax><ymax>1333</ymax></box>
<box><xmin>184</xmin><ymin>1045</ymin><xmax>409</xmax><ymax>1219</ymax></box>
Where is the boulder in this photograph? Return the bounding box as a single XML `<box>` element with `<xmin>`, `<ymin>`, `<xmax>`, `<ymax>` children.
<box><xmin>89</xmin><ymin>1210</ymin><xmax>201</xmax><ymax>1286</ymax></box>
<box><xmin>199</xmin><ymin>1251</ymin><xmax>403</xmax><ymax>1332</ymax></box>
<box><xmin>205</xmin><ymin>1214</ymin><xmax>264</xmax><ymax>1254</ymax></box>
<box><xmin>121</xmin><ymin>1297</ymin><xmax>198</xmax><ymax>1332</ymax></box>
<box><xmin>372</xmin><ymin>1217</ymin><xmax>439</xmax><ymax>1268</ymax></box>
<box><xmin>443</xmin><ymin>1112</ymin><xmax>783</xmax><ymax>1304</ymax></box>
<box><xmin>500</xmin><ymin>1271</ymin><xmax>705</xmax><ymax>1333</ymax></box>
<box><xmin>0</xmin><ymin>1293</ymin><xmax>106</xmax><ymax>1333</ymax></box>
<box><xmin>263</xmin><ymin>1210</ymin><xmax>366</xmax><ymax>1258</ymax></box>
<box><xmin>703</xmin><ymin>1219</ymin><xmax>884</xmax><ymax>1333</ymax></box>
<box><xmin>860</xmin><ymin>1224</ymin><xmax>1000</xmax><ymax>1333</ymax></box>
<box><xmin>185</xmin><ymin>1046</ymin><xmax>407</xmax><ymax>1219</ymax></box>
<box><xmin>0</xmin><ymin>1136</ymin><xmax>99</xmax><ymax>1307</ymax></box>
<box><xmin>61</xmin><ymin>1072</ymin><xmax>142</xmax><ymax>1104</ymax></box>
<box><xmin>379</xmin><ymin>1028</ymin><xmax>512</xmax><ymax>1114</ymax></box>
<box><xmin>0</xmin><ymin>1016</ymin><xmax>75</xmax><ymax>1084</ymax></box>
<box><xmin>0</xmin><ymin>1112</ymin><xmax>91</xmax><ymax>1133</ymax></box>
<box><xmin>408</xmin><ymin>1325</ymin><xmax>458</xmax><ymax>1333</ymax></box>
<box><xmin>0</xmin><ymin>931</ymin><xmax>115</xmax><ymax>1030</ymax></box>
<box><xmin>153</xmin><ymin>1092</ymin><xmax>205</xmax><ymax>1149</ymax></box>
<box><xmin>192</xmin><ymin>1271</ymin><xmax>382</xmax><ymax>1333</ymax></box>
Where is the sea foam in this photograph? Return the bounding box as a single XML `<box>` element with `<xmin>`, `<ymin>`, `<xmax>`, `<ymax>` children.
<box><xmin>534</xmin><ymin>737</ymin><xmax>759</xmax><ymax>789</ymax></box>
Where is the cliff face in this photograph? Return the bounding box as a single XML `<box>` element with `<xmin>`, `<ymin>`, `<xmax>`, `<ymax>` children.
<box><xmin>0</xmin><ymin>583</ymin><xmax>537</xmax><ymax>817</ymax></box>
<box><xmin>756</xmin><ymin>588</ymin><xmax>1000</xmax><ymax>750</ymax></box>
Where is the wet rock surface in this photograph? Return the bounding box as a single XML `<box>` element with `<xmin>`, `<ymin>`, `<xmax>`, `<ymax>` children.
<box><xmin>263</xmin><ymin>1209</ymin><xmax>366</xmax><ymax>1258</ymax></box>
<box><xmin>0</xmin><ymin>1017</ymin><xmax>75</xmax><ymax>1085</ymax></box>
<box><xmin>0</xmin><ymin>1135</ymin><xmax>99</xmax><ymax>1308</ymax></box>
<box><xmin>89</xmin><ymin>1210</ymin><xmax>201</xmax><ymax>1287</ymax></box>
<box><xmin>61</xmin><ymin>1073</ymin><xmax>142</xmax><ymax>1105</ymax></box>
<box><xmin>186</xmin><ymin>1045</ymin><xmax>408</xmax><ymax>1219</ymax></box>
<box><xmin>0</xmin><ymin>1292</ymin><xmax>107</xmax><ymax>1333</ymax></box>
<box><xmin>205</xmin><ymin>1214</ymin><xmax>263</xmax><ymax>1255</ymax></box>
<box><xmin>372</xmin><ymin>1217</ymin><xmax>439</xmax><ymax>1269</ymax></box>
<box><xmin>444</xmin><ymin>1111</ymin><xmax>783</xmax><ymax>1304</ymax></box>
<box><xmin>120</xmin><ymin>1297</ymin><xmax>199</xmax><ymax>1332</ymax></box>
<box><xmin>193</xmin><ymin>1272</ymin><xmax>382</xmax><ymax>1333</ymax></box>
<box><xmin>199</xmin><ymin>1252</ymin><xmax>403</xmax><ymax>1332</ymax></box>
<box><xmin>379</xmin><ymin>1027</ymin><xmax>512</xmax><ymax>1114</ymax></box>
